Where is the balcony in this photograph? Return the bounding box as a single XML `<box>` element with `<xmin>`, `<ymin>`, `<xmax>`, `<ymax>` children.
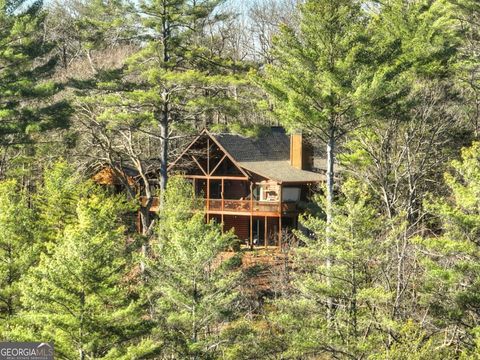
<box><xmin>206</xmin><ymin>199</ymin><xmax>296</xmax><ymax>215</ymax></box>
<box><xmin>139</xmin><ymin>197</ymin><xmax>298</xmax><ymax>215</ymax></box>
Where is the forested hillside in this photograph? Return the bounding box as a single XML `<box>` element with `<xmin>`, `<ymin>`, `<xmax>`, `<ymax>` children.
<box><xmin>1</xmin><ymin>0</ymin><xmax>480</xmax><ymax>358</ymax></box>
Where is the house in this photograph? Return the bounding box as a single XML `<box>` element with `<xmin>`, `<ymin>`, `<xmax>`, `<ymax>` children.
<box><xmin>92</xmin><ymin>163</ymin><xmax>160</xmax><ymax>233</ymax></box>
<box><xmin>168</xmin><ymin>127</ymin><xmax>325</xmax><ymax>248</ymax></box>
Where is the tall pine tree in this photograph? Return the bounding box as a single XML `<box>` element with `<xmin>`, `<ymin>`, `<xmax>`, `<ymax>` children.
<box><xmin>421</xmin><ymin>142</ymin><xmax>480</xmax><ymax>352</ymax></box>
<box><xmin>260</xmin><ymin>0</ymin><xmax>371</xmax><ymax>202</ymax></box>
<box><xmin>21</xmin><ymin>179</ymin><xmax>153</xmax><ymax>358</ymax></box>
<box><xmin>0</xmin><ymin>180</ymin><xmax>35</xmax><ymax>339</ymax></box>
<box><xmin>258</xmin><ymin>0</ymin><xmax>374</xmax><ymax>320</ymax></box>
<box><xmin>149</xmin><ymin>176</ymin><xmax>241</xmax><ymax>359</ymax></box>
<box><xmin>0</xmin><ymin>0</ymin><xmax>72</xmax><ymax>148</ymax></box>
<box><xmin>271</xmin><ymin>179</ymin><xmax>400</xmax><ymax>358</ymax></box>
<box><xmin>87</xmin><ymin>0</ymin><xmax>246</xmax><ymax>193</ymax></box>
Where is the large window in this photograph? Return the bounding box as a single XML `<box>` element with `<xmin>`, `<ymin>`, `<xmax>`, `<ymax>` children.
<box><xmin>282</xmin><ymin>187</ymin><xmax>301</xmax><ymax>202</ymax></box>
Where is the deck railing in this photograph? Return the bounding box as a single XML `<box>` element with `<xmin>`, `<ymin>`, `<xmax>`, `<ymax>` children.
<box><xmin>207</xmin><ymin>199</ymin><xmax>296</xmax><ymax>214</ymax></box>
<box><xmin>140</xmin><ymin>197</ymin><xmax>297</xmax><ymax>214</ymax></box>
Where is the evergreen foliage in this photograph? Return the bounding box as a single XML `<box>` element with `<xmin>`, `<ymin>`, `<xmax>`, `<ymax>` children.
<box><xmin>259</xmin><ymin>0</ymin><xmax>369</xmax><ymax>136</ymax></box>
<box><xmin>35</xmin><ymin>161</ymin><xmax>86</xmax><ymax>245</ymax></box>
<box><xmin>0</xmin><ymin>180</ymin><xmax>35</xmax><ymax>339</ymax></box>
<box><xmin>1</xmin><ymin>0</ymin><xmax>480</xmax><ymax>358</ymax></box>
<box><xmin>149</xmin><ymin>176</ymin><xmax>241</xmax><ymax>359</ymax></box>
<box><xmin>421</xmin><ymin>142</ymin><xmax>480</xmax><ymax>351</ymax></box>
<box><xmin>270</xmin><ymin>179</ymin><xmax>401</xmax><ymax>358</ymax></box>
<box><xmin>0</xmin><ymin>0</ymin><xmax>72</xmax><ymax>146</ymax></box>
<box><xmin>81</xmin><ymin>0</ymin><xmax>248</xmax><ymax>192</ymax></box>
<box><xmin>257</xmin><ymin>0</ymin><xmax>372</xmax><ymax>236</ymax></box>
<box><xmin>19</xmin><ymin>168</ymin><xmax>151</xmax><ymax>359</ymax></box>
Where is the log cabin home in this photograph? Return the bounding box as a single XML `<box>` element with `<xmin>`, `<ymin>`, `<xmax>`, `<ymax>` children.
<box><xmin>168</xmin><ymin>127</ymin><xmax>325</xmax><ymax>248</ymax></box>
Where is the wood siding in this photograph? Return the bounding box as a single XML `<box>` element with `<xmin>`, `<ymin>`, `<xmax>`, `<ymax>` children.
<box><xmin>223</xmin><ymin>215</ymin><xmax>250</xmax><ymax>241</ymax></box>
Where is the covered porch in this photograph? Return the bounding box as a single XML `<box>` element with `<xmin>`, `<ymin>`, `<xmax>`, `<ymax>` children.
<box><xmin>208</xmin><ymin>214</ymin><xmax>297</xmax><ymax>249</ymax></box>
<box><xmin>190</xmin><ymin>175</ymin><xmax>294</xmax><ymax>216</ymax></box>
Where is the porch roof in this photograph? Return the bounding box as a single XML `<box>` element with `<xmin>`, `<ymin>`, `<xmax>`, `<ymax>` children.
<box><xmin>237</xmin><ymin>160</ymin><xmax>325</xmax><ymax>183</ymax></box>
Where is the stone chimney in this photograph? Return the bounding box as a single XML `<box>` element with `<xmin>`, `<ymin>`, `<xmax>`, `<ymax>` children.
<box><xmin>290</xmin><ymin>132</ymin><xmax>313</xmax><ymax>170</ymax></box>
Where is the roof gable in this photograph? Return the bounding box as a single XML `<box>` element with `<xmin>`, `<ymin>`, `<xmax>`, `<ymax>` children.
<box><xmin>168</xmin><ymin>130</ymin><xmax>249</xmax><ymax>178</ymax></box>
<box><xmin>169</xmin><ymin>128</ymin><xmax>325</xmax><ymax>184</ymax></box>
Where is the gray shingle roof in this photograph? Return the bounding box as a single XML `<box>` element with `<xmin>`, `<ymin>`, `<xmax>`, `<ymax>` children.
<box><xmin>210</xmin><ymin>128</ymin><xmax>325</xmax><ymax>183</ymax></box>
<box><xmin>212</xmin><ymin>127</ymin><xmax>290</xmax><ymax>162</ymax></box>
<box><xmin>237</xmin><ymin>160</ymin><xmax>325</xmax><ymax>183</ymax></box>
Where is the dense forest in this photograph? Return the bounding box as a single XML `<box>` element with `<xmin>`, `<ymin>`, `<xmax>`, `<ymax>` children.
<box><xmin>1</xmin><ymin>0</ymin><xmax>480</xmax><ymax>358</ymax></box>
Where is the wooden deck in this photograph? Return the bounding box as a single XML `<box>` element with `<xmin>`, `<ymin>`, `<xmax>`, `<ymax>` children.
<box><xmin>207</xmin><ymin>199</ymin><xmax>296</xmax><ymax>216</ymax></box>
<box><xmin>140</xmin><ymin>196</ymin><xmax>297</xmax><ymax>216</ymax></box>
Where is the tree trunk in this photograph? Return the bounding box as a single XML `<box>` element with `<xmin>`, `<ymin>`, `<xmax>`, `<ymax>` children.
<box><xmin>326</xmin><ymin>129</ymin><xmax>335</xmax><ymax>226</ymax></box>
<box><xmin>325</xmin><ymin>126</ymin><xmax>335</xmax><ymax>322</ymax></box>
<box><xmin>159</xmin><ymin>3</ymin><xmax>170</xmax><ymax>202</ymax></box>
<box><xmin>159</xmin><ymin>105</ymin><xmax>169</xmax><ymax>195</ymax></box>
<box><xmin>79</xmin><ymin>291</ymin><xmax>85</xmax><ymax>360</ymax></box>
<box><xmin>139</xmin><ymin>206</ymin><xmax>151</xmax><ymax>274</ymax></box>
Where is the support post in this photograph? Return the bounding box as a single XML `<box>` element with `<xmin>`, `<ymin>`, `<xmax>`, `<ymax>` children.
<box><xmin>221</xmin><ymin>178</ymin><xmax>225</xmax><ymax>212</ymax></box>
<box><xmin>278</xmin><ymin>185</ymin><xmax>282</xmax><ymax>248</ymax></box>
<box><xmin>278</xmin><ymin>184</ymin><xmax>282</xmax><ymax>213</ymax></box>
<box><xmin>250</xmin><ymin>182</ymin><xmax>254</xmax><ymax>249</ymax></box>
<box><xmin>279</xmin><ymin>216</ymin><xmax>282</xmax><ymax>249</ymax></box>
<box><xmin>206</xmin><ymin>177</ymin><xmax>210</xmax><ymax>223</ymax></box>
<box><xmin>250</xmin><ymin>182</ymin><xmax>254</xmax><ymax>212</ymax></box>
<box><xmin>221</xmin><ymin>178</ymin><xmax>224</xmax><ymax>232</ymax></box>
<box><xmin>264</xmin><ymin>216</ymin><xmax>268</xmax><ymax>249</ymax></box>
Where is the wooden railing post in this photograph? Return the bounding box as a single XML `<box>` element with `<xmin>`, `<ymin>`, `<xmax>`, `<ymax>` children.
<box><xmin>221</xmin><ymin>178</ymin><xmax>224</xmax><ymax>232</ymax></box>
<box><xmin>206</xmin><ymin>138</ymin><xmax>210</xmax><ymax>223</ymax></box>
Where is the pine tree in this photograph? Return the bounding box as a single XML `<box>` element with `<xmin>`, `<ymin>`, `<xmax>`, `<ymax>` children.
<box><xmin>74</xmin><ymin>0</ymin><xmax>136</xmax><ymax>74</ymax></box>
<box><xmin>336</xmin><ymin>0</ymin><xmax>462</xmax><ymax>324</ymax></box>
<box><xmin>451</xmin><ymin>0</ymin><xmax>480</xmax><ymax>137</ymax></box>
<box><xmin>260</xmin><ymin>0</ymin><xmax>370</xmax><ymax>232</ymax></box>
<box><xmin>149</xmin><ymin>176</ymin><xmax>241</xmax><ymax>359</ymax></box>
<box><xmin>21</xmin><ymin>185</ymin><xmax>154</xmax><ymax>358</ymax></box>
<box><xmin>0</xmin><ymin>0</ymin><xmax>73</xmax><ymax>182</ymax></box>
<box><xmin>421</xmin><ymin>142</ymin><xmax>480</xmax><ymax>351</ymax></box>
<box><xmin>0</xmin><ymin>0</ymin><xmax>72</xmax><ymax>146</ymax></box>
<box><xmin>257</xmin><ymin>1</ymin><xmax>374</xmax><ymax>318</ymax></box>
<box><xmin>271</xmin><ymin>179</ymin><xmax>400</xmax><ymax>358</ymax></box>
<box><xmin>0</xmin><ymin>180</ymin><xmax>35</xmax><ymax>339</ymax></box>
<box><xmin>35</xmin><ymin>161</ymin><xmax>86</xmax><ymax>245</ymax></box>
<box><xmin>259</xmin><ymin>0</ymin><xmax>459</xmax><ymax>239</ymax></box>
<box><xmin>86</xmin><ymin>0</ymin><xmax>247</xmax><ymax>194</ymax></box>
